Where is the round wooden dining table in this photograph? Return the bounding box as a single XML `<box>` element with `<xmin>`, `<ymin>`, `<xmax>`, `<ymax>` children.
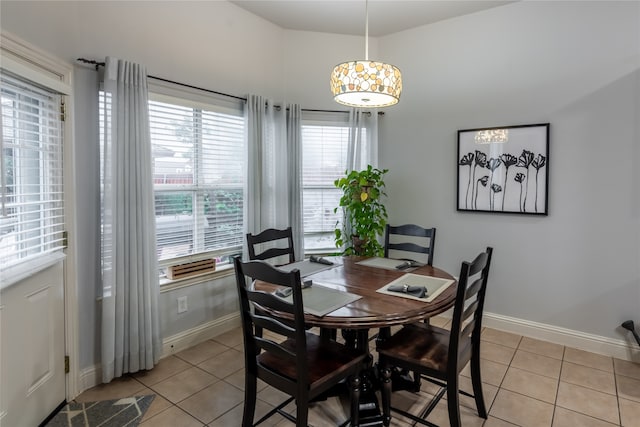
<box><xmin>255</xmin><ymin>255</ymin><xmax>458</xmax><ymax>330</ymax></box>
<box><xmin>253</xmin><ymin>255</ymin><xmax>459</xmax><ymax>425</ymax></box>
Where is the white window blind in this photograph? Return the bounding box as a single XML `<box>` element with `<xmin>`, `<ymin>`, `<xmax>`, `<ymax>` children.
<box><xmin>301</xmin><ymin>114</ymin><xmax>350</xmax><ymax>252</ymax></box>
<box><xmin>0</xmin><ymin>71</ymin><xmax>65</xmax><ymax>269</ymax></box>
<box><xmin>148</xmin><ymin>95</ymin><xmax>245</xmax><ymax>265</ymax></box>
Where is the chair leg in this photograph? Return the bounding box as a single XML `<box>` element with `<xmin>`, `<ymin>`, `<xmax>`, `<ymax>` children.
<box><xmin>350</xmin><ymin>374</ymin><xmax>361</xmax><ymax>427</ymax></box>
<box><xmin>412</xmin><ymin>370</ymin><xmax>422</xmax><ymax>391</ymax></box>
<box><xmin>446</xmin><ymin>375</ymin><xmax>462</xmax><ymax>427</ymax></box>
<box><xmin>470</xmin><ymin>350</ymin><xmax>487</xmax><ymax>418</ymax></box>
<box><xmin>342</xmin><ymin>329</ymin><xmax>357</xmax><ymax>348</ymax></box>
<box><xmin>380</xmin><ymin>365</ymin><xmax>392</xmax><ymax>427</ymax></box>
<box><xmin>243</xmin><ymin>372</ymin><xmax>257</xmax><ymax>427</ymax></box>
<box><xmin>320</xmin><ymin>327</ymin><xmax>337</xmax><ymax>341</ymax></box>
<box><xmin>297</xmin><ymin>398</ymin><xmax>309</xmax><ymax>427</ymax></box>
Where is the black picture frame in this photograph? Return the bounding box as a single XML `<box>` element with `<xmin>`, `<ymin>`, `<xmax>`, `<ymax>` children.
<box><xmin>457</xmin><ymin>123</ymin><xmax>549</xmax><ymax>215</ymax></box>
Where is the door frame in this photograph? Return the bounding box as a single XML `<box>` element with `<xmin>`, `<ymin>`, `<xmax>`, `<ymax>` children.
<box><xmin>1</xmin><ymin>31</ymin><xmax>80</xmax><ymax>400</ymax></box>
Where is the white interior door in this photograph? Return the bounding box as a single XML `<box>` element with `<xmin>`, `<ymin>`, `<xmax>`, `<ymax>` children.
<box><xmin>0</xmin><ymin>260</ymin><xmax>66</xmax><ymax>426</ymax></box>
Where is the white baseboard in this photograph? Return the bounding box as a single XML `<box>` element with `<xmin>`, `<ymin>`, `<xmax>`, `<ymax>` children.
<box><xmin>161</xmin><ymin>312</ymin><xmax>241</xmax><ymax>356</ymax></box>
<box><xmin>77</xmin><ymin>313</ymin><xmax>241</xmax><ymax>395</ymax></box>
<box><xmin>78</xmin><ymin>365</ymin><xmax>101</xmax><ymax>395</ymax></box>
<box><xmin>482</xmin><ymin>312</ymin><xmax>639</xmax><ymax>362</ymax></box>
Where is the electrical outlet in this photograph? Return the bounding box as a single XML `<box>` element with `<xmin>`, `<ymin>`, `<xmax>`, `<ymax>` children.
<box><xmin>177</xmin><ymin>296</ymin><xmax>188</xmax><ymax>314</ymax></box>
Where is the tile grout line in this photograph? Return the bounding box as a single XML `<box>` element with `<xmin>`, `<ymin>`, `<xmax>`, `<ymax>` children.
<box><xmin>613</xmin><ymin>359</ymin><xmax>622</xmax><ymax>426</ymax></box>
<box><xmin>152</xmin><ymin>341</ymin><xmax>253</xmax><ymax>426</ymax></box>
<box><xmin>549</xmin><ymin>345</ymin><xmax>566</xmax><ymax>426</ymax></box>
<box><xmin>481</xmin><ymin>333</ymin><xmax>521</xmax><ymax>425</ymax></box>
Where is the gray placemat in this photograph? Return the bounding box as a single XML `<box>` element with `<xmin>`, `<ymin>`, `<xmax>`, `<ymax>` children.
<box><xmin>277</xmin><ymin>259</ymin><xmax>335</xmax><ymax>277</ymax></box>
<box><xmin>277</xmin><ymin>283</ymin><xmax>361</xmax><ymax>316</ymax></box>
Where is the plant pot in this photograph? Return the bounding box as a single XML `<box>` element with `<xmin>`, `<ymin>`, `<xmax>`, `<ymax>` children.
<box><xmin>352</xmin><ymin>235</ymin><xmax>368</xmax><ymax>255</ymax></box>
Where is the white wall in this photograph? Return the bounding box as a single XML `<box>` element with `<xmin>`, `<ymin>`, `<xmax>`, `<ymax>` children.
<box><xmin>2</xmin><ymin>0</ymin><xmax>639</xmax><ymax>373</ymax></box>
<box><xmin>282</xmin><ymin>29</ymin><xmax>379</xmax><ymax>110</ymax></box>
<box><xmin>1</xmin><ymin>1</ymin><xmax>286</xmax><ymax>98</ymax></box>
<box><xmin>374</xmin><ymin>1</ymin><xmax>640</xmax><ymax>340</ymax></box>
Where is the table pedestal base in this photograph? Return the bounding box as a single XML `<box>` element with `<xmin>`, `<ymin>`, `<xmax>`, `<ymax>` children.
<box><xmin>357</xmin><ymin>391</ymin><xmax>385</xmax><ymax>427</ymax></box>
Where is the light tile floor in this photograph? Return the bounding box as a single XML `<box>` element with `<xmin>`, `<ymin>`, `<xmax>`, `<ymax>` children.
<box><xmin>75</xmin><ymin>317</ymin><xmax>640</xmax><ymax>426</ymax></box>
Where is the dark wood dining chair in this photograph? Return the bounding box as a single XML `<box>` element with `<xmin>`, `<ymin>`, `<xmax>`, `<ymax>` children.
<box><xmin>246</xmin><ymin>226</ymin><xmax>296</xmax><ymax>264</ymax></box>
<box><xmin>376</xmin><ymin>247</ymin><xmax>493</xmax><ymax>427</ymax></box>
<box><xmin>384</xmin><ymin>224</ymin><xmax>436</xmax><ymax>266</ymax></box>
<box><xmin>233</xmin><ymin>257</ymin><xmax>366</xmax><ymax>427</ymax></box>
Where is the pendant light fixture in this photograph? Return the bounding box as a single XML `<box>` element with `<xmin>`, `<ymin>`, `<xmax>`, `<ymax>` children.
<box><xmin>330</xmin><ymin>0</ymin><xmax>402</xmax><ymax>108</ymax></box>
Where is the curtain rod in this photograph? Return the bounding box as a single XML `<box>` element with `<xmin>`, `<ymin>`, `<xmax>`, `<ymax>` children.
<box><xmin>76</xmin><ymin>58</ymin><xmax>384</xmax><ymax>116</ymax></box>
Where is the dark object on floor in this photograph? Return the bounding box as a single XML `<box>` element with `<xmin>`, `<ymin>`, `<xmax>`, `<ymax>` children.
<box><xmin>621</xmin><ymin>320</ymin><xmax>640</xmax><ymax>346</ymax></box>
<box><xmin>45</xmin><ymin>395</ymin><xmax>155</xmax><ymax>427</ymax></box>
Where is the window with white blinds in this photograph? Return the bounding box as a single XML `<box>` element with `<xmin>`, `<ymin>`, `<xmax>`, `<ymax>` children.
<box><xmin>148</xmin><ymin>94</ymin><xmax>245</xmax><ymax>267</ymax></box>
<box><xmin>301</xmin><ymin>113</ymin><xmax>350</xmax><ymax>252</ymax></box>
<box><xmin>0</xmin><ymin>71</ymin><xmax>65</xmax><ymax>269</ymax></box>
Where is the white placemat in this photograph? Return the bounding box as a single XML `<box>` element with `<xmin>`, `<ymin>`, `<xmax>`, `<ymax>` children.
<box><xmin>376</xmin><ymin>273</ymin><xmax>455</xmax><ymax>302</ymax></box>
<box><xmin>277</xmin><ymin>259</ymin><xmax>335</xmax><ymax>277</ymax></box>
<box><xmin>277</xmin><ymin>283</ymin><xmax>361</xmax><ymax>317</ymax></box>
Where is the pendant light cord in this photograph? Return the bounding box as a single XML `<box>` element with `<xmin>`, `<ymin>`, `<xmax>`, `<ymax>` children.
<box><xmin>364</xmin><ymin>0</ymin><xmax>369</xmax><ymax>60</ymax></box>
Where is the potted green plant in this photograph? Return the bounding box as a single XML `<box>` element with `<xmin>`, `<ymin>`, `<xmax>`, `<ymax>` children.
<box><xmin>334</xmin><ymin>165</ymin><xmax>389</xmax><ymax>256</ymax></box>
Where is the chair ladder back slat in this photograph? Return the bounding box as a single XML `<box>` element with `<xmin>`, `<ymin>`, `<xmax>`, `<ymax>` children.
<box><xmin>465</xmin><ymin>277</ymin><xmax>483</xmax><ymax>300</ymax></box>
<box><xmin>387</xmin><ymin>242</ymin><xmax>430</xmax><ymax>254</ymax></box>
<box><xmin>461</xmin><ymin>299</ymin><xmax>479</xmax><ymax>324</ymax></box>
<box><xmin>254</xmin><ymin>336</ymin><xmax>297</xmax><ymax>361</ymax></box>
<box><xmin>249</xmin><ymin>290</ymin><xmax>296</xmax><ymax>316</ymax></box>
<box><xmin>252</xmin><ymin>247</ymin><xmax>294</xmax><ymax>262</ymax></box>
<box><xmin>467</xmin><ymin>252</ymin><xmax>489</xmax><ymax>276</ymax></box>
<box><xmin>251</xmin><ymin>313</ymin><xmax>296</xmax><ymax>338</ymax></box>
<box><xmin>387</xmin><ymin>224</ymin><xmax>434</xmax><ymax>238</ymax></box>
<box><xmin>460</xmin><ymin>317</ymin><xmax>476</xmax><ymax>339</ymax></box>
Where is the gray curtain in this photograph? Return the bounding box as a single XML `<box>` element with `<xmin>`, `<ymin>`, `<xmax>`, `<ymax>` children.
<box><xmin>286</xmin><ymin>105</ymin><xmax>303</xmax><ymax>258</ymax></box>
<box><xmin>100</xmin><ymin>56</ymin><xmax>161</xmax><ymax>383</ymax></box>
<box><xmin>347</xmin><ymin>108</ymin><xmax>379</xmax><ymax>171</ymax></box>
<box><xmin>244</xmin><ymin>95</ymin><xmax>303</xmax><ymax>260</ymax></box>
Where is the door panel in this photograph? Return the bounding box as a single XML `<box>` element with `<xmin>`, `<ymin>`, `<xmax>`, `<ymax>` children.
<box><xmin>0</xmin><ymin>261</ymin><xmax>65</xmax><ymax>426</ymax></box>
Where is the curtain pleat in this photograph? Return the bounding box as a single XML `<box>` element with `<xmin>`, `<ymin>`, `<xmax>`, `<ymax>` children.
<box><xmin>286</xmin><ymin>105</ymin><xmax>303</xmax><ymax>259</ymax></box>
<box><xmin>244</xmin><ymin>94</ymin><xmax>265</xmax><ymax>258</ymax></box>
<box><xmin>244</xmin><ymin>95</ymin><xmax>303</xmax><ymax>260</ymax></box>
<box><xmin>342</xmin><ymin>108</ymin><xmax>379</xmax><ymax>242</ymax></box>
<box><xmin>348</xmin><ymin>108</ymin><xmax>378</xmax><ymax>171</ymax></box>
<box><xmin>101</xmin><ymin>57</ymin><xmax>161</xmax><ymax>383</ymax></box>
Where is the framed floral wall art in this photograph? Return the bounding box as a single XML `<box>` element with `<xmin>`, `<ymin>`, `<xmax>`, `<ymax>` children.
<box><xmin>457</xmin><ymin>123</ymin><xmax>549</xmax><ymax>215</ymax></box>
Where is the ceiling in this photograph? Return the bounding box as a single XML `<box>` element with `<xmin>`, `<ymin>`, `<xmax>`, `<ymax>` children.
<box><xmin>230</xmin><ymin>0</ymin><xmax>515</xmax><ymax>37</ymax></box>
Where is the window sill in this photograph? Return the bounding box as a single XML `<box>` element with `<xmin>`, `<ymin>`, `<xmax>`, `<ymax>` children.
<box><xmin>159</xmin><ymin>263</ymin><xmax>234</xmax><ymax>293</ymax></box>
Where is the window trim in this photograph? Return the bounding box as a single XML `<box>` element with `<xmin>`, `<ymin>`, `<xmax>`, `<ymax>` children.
<box><xmin>1</xmin><ymin>31</ymin><xmax>71</xmax><ymax>95</ymax></box>
<box><xmin>147</xmin><ymin>85</ymin><xmax>245</xmax><ymax>280</ymax></box>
